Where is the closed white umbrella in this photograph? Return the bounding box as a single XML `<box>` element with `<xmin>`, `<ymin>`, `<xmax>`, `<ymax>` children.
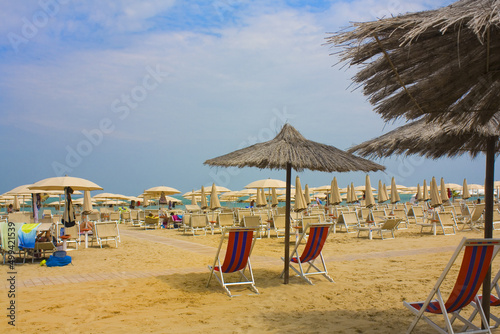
<box><xmin>271</xmin><ymin>188</ymin><xmax>279</xmax><ymax>207</ymax></box>
<box><xmin>422</xmin><ymin>180</ymin><xmax>429</xmax><ymax>201</ymax></box>
<box><xmin>378</xmin><ymin>180</ymin><xmax>388</xmax><ymax>203</ymax></box>
<box><xmin>304</xmin><ymin>184</ymin><xmax>311</xmax><ymax>206</ymax></box>
<box><xmin>83</xmin><ymin>190</ymin><xmax>93</xmax><ymax>214</ymax></box>
<box><xmin>209</xmin><ymin>183</ymin><xmax>221</xmax><ymax>210</ymax></box>
<box><xmin>415</xmin><ymin>183</ymin><xmax>422</xmax><ymax>202</ymax></box>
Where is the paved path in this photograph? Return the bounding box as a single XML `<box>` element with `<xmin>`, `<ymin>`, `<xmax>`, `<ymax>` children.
<box><xmin>1</xmin><ymin>230</ymin><xmax>456</xmax><ymax>290</ymax></box>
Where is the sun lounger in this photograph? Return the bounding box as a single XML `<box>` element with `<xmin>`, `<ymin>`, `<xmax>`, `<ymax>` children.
<box><xmin>144</xmin><ymin>216</ymin><xmax>160</xmax><ymax>230</ymax></box>
<box><xmin>216</xmin><ymin>212</ymin><xmax>235</xmax><ymax>234</ymax></box>
<box><xmin>356</xmin><ymin>218</ymin><xmax>400</xmax><ymax>240</ymax></box>
<box><xmin>462</xmin><ymin>204</ymin><xmax>485</xmax><ymax>231</ymax></box>
<box><xmin>404</xmin><ymin>237</ymin><xmax>500</xmax><ymax>333</ymax></box>
<box><xmin>207</xmin><ymin>227</ymin><xmax>259</xmax><ymax>297</ymax></box>
<box><xmin>281</xmin><ymin>222</ymin><xmax>334</xmax><ymax>285</ymax></box>
<box><xmin>242</xmin><ymin>216</ymin><xmax>265</xmax><ymax>238</ymax></box>
<box><xmin>93</xmin><ymin>221</ymin><xmax>120</xmax><ymax>248</ymax></box>
<box><xmin>186</xmin><ymin>214</ymin><xmax>208</xmax><ymax>236</ymax></box>
<box><xmin>272</xmin><ymin>214</ymin><xmax>291</xmax><ymax>238</ymax></box>
<box><xmin>334</xmin><ymin>211</ymin><xmax>360</xmax><ymax>233</ymax></box>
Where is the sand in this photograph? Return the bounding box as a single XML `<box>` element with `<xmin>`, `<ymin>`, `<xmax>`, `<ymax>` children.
<box><xmin>2</xmin><ymin>223</ymin><xmax>500</xmax><ymax>333</ymax></box>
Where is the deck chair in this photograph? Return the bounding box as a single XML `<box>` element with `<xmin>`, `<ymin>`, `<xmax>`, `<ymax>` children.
<box><xmin>216</xmin><ymin>212</ymin><xmax>235</xmax><ymax>233</ymax></box>
<box><xmin>144</xmin><ymin>216</ymin><xmax>160</xmax><ymax>230</ymax></box>
<box><xmin>409</xmin><ymin>206</ymin><xmax>426</xmax><ymax>224</ymax></box>
<box><xmin>493</xmin><ymin>210</ymin><xmax>500</xmax><ymax>230</ymax></box>
<box><xmin>462</xmin><ymin>204</ymin><xmax>485</xmax><ymax>231</ymax></box>
<box><xmin>207</xmin><ymin>227</ymin><xmax>259</xmax><ymax>297</ymax></box>
<box><xmin>93</xmin><ymin>222</ymin><xmax>120</xmax><ymax>248</ymax></box>
<box><xmin>237</xmin><ymin>209</ymin><xmax>253</xmax><ymax>225</ymax></box>
<box><xmin>281</xmin><ymin>222</ymin><xmax>334</xmax><ymax>285</ymax></box>
<box><xmin>272</xmin><ymin>214</ymin><xmax>291</xmax><ymax>238</ymax></box>
<box><xmin>356</xmin><ymin>218</ymin><xmax>400</xmax><ymax>240</ymax></box>
<box><xmin>404</xmin><ymin>237</ymin><xmax>500</xmax><ymax>334</ymax></box>
<box><xmin>392</xmin><ymin>208</ymin><xmax>409</xmax><ymax>229</ymax></box>
<box><xmin>460</xmin><ymin>269</ymin><xmax>500</xmax><ymax>331</ymax></box>
<box><xmin>242</xmin><ymin>216</ymin><xmax>265</xmax><ymax>238</ymax></box>
<box><xmin>186</xmin><ymin>214</ymin><xmax>207</xmax><ymax>236</ymax></box>
<box><xmin>435</xmin><ymin>212</ymin><xmax>458</xmax><ymax>235</ymax></box>
<box><xmin>334</xmin><ymin>211</ymin><xmax>359</xmax><ymax>233</ymax></box>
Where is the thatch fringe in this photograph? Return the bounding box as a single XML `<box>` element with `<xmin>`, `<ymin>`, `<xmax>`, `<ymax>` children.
<box><xmin>348</xmin><ymin>115</ymin><xmax>500</xmax><ymax>159</ymax></box>
<box><xmin>326</xmin><ymin>0</ymin><xmax>500</xmax><ymax>126</ymax></box>
<box><xmin>205</xmin><ymin>124</ymin><xmax>385</xmax><ymax>173</ymax></box>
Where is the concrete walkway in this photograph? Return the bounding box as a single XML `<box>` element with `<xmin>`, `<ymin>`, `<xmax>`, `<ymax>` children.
<box><xmin>1</xmin><ymin>229</ymin><xmax>456</xmax><ymax>290</ymax></box>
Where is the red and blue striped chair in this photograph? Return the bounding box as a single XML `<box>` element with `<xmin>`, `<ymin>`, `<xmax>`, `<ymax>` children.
<box><xmin>207</xmin><ymin>227</ymin><xmax>258</xmax><ymax>297</ymax></box>
<box><xmin>461</xmin><ymin>269</ymin><xmax>500</xmax><ymax>331</ymax></box>
<box><xmin>404</xmin><ymin>238</ymin><xmax>500</xmax><ymax>333</ymax></box>
<box><xmin>281</xmin><ymin>222</ymin><xmax>334</xmax><ymax>285</ymax></box>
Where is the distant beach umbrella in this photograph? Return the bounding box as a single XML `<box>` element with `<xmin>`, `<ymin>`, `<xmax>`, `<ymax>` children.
<box><xmin>430</xmin><ymin>177</ymin><xmax>442</xmax><ymax>208</ymax></box>
<box><xmin>209</xmin><ymin>183</ymin><xmax>221</xmax><ymax>211</ymax></box>
<box><xmin>330</xmin><ymin>177</ymin><xmax>342</xmax><ymax>205</ymax></box>
<box><xmin>463</xmin><ymin>179</ymin><xmax>471</xmax><ymax>200</ymax></box>
<box><xmin>304</xmin><ymin>184</ymin><xmax>311</xmax><ymax>206</ymax></box>
<box><xmin>377</xmin><ymin>180</ymin><xmax>388</xmax><ymax>203</ymax></box>
<box><xmin>256</xmin><ymin>188</ymin><xmax>266</xmax><ymax>208</ymax></box>
<box><xmin>271</xmin><ymin>188</ymin><xmax>279</xmax><ymax>207</ymax></box>
<box><xmin>440</xmin><ymin>177</ymin><xmax>449</xmax><ymax>202</ymax></box>
<box><xmin>191</xmin><ymin>190</ymin><xmax>197</xmax><ymax>206</ymax></box>
<box><xmin>422</xmin><ymin>180</ymin><xmax>429</xmax><ymax>202</ymax></box>
<box><xmin>390</xmin><ymin>177</ymin><xmax>401</xmax><ymax>204</ymax></box>
<box><xmin>294</xmin><ymin>177</ymin><xmax>307</xmax><ymax>212</ymax></box>
<box><xmin>13</xmin><ymin>195</ymin><xmax>20</xmax><ymax>211</ymax></box>
<box><xmin>204</xmin><ymin>124</ymin><xmax>384</xmax><ymax>283</ymax></box>
<box><xmin>415</xmin><ymin>184</ymin><xmax>422</xmax><ymax>202</ymax></box>
<box><xmin>83</xmin><ymin>190</ymin><xmax>93</xmax><ymax>214</ymax></box>
<box><xmin>200</xmin><ymin>186</ymin><xmax>208</xmax><ymax>210</ymax></box>
<box><xmin>364</xmin><ymin>175</ymin><xmax>375</xmax><ymax>208</ymax></box>
<box><xmin>245</xmin><ymin>179</ymin><xmax>288</xmax><ymax>189</ymax></box>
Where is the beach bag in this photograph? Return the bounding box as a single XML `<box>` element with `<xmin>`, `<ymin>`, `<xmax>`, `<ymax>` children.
<box><xmin>46</xmin><ymin>254</ymin><xmax>72</xmax><ymax>267</ymax></box>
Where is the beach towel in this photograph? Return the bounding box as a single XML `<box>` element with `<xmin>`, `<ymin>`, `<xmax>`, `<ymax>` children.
<box><xmin>18</xmin><ymin>223</ymin><xmax>41</xmax><ymax>250</ymax></box>
<box><xmin>1</xmin><ymin>222</ymin><xmax>23</xmax><ymax>253</ymax></box>
<box><xmin>46</xmin><ymin>254</ymin><xmax>72</xmax><ymax>267</ymax></box>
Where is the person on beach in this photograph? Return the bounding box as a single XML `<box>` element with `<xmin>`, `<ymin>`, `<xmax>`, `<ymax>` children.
<box><xmin>250</xmin><ymin>199</ymin><xmax>255</xmax><ymax>208</ymax></box>
<box><xmin>7</xmin><ymin>203</ymin><xmax>13</xmax><ymax>213</ymax></box>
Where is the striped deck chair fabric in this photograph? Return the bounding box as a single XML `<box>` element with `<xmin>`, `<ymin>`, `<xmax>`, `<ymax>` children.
<box><xmin>462</xmin><ymin>269</ymin><xmax>500</xmax><ymax>331</ymax></box>
<box><xmin>281</xmin><ymin>222</ymin><xmax>334</xmax><ymax>285</ymax></box>
<box><xmin>207</xmin><ymin>227</ymin><xmax>258</xmax><ymax>297</ymax></box>
<box><xmin>404</xmin><ymin>238</ymin><xmax>500</xmax><ymax>334</ymax></box>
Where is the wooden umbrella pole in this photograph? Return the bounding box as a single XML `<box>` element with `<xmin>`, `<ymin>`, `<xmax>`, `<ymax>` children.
<box><xmin>284</xmin><ymin>162</ymin><xmax>292</xmax><ymax>284</ymax></box>
<box><xmin>482</xmin><ymin>137</ymin><xmax>495</xmax><ymax>327</ymax></box>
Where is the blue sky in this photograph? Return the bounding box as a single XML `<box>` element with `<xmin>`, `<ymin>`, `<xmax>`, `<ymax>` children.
<box><xmin>1</xmin><ymin>0</ymin><xmax>487</xmax><ymax>197</ymax></box>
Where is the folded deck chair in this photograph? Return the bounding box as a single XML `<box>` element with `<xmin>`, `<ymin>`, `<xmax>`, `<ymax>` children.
<box><xmin>93</xmin><ymin>222</ymin><xmax>120</xmax><ymax>248</ymax></box>
<box><xmin>281</xmin><ymin>222</ymin><xmax>334</xmax><ymax>285</ymax></box>
<box><xmin>207</xmin><ymin>227</ymin><xmax>259</xmax><ymax>297</ymax></box>
<box><xmin>356</xmin><ymin>218</ymin><xmax>400</xmax><ymax>240</ymax></box>
<box><xmin>404</xmin><ymin>237</ymin><xmax>500</xmax><ymax>334</ymax></box>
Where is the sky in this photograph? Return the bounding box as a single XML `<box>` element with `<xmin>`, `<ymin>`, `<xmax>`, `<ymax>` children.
<box><xmin>1</xmin><ymin>0</ymin><xmax>489</xmax><ymax>197</ymax></box>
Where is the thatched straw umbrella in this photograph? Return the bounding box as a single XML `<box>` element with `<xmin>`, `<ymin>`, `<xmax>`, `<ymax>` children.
<box><xmin>326</xmin><ymin>0</ymin><xmax>500</xmax><ymax>127</ymax></box>
<box><xmin>204</xmin><ymin>124</ymin><xmax>384</xmax><ymax>283</ymax></box>
<box><xmin>348</xmin><ymin>116</ymin><xmax>500</xmax><ymax>322</ymax></box>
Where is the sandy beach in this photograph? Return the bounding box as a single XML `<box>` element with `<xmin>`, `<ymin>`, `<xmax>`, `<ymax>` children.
<box><xmin>2</xmin><ymin>223</ymin><xmax>500</xmax><ymax>333</ymax></box>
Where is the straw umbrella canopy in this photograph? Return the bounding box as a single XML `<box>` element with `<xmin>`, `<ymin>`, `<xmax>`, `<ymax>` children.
<box><xmin>304</xmin><ymin>184</ymin><xmax>311</xmax><ymax>206</ymax></box>
<box><xmin>327</xmin><ymin>0</ymin><xmax>500</xmax><ymax>127</ymax></box>
<box><xmin>390</xmin><ymin>177</ymin><xmax>401</xmax><ymax>204</ymax></box>
<box><xmin>377</xmin><ymin>180</ymin><xmax>388</xmax><ymax>203</ymax></box>
<box><xmin>204</xmin><ymin>124</ymin><xmax>384</xmax><ymax>283</ymax></box>
<box><xmin>364</xmin><ymin>175</ymin><xmax>376</xmax><ymax>208</ymax></box>
<box><xmin>463</xmin><ymin>179</ymin><xmax>471</xmax><ymax>200</ymax></box>
<box><xmin>330</xmin><ymin>177</ymin><xmax>342</xmax><ymax>205</ymax></box>
<box><xmin>440</xmin><ymin>177</ymin><xmax>450</xmax><ymax>203</ymax></box>
<box><xmin>294</xmin><ymin>177</ymin><xmax>307</xmax><ymax>212</ymax></box>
